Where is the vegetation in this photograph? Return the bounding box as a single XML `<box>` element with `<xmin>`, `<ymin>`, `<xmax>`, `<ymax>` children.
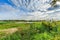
<box><xmin>0</xmin><ymin>20</ymin><xmax>60</xmax><ymax>40</ymax></box>
<box><xmin>51</xmin><ymin>0</ymin><xmax>60</xmax><ymax>7</ymax></box>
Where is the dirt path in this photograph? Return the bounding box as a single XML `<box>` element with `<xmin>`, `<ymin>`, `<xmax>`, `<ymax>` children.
<box><xmin>0</xmin><ymin>28</ymin><xmax>18</xmax><ymax>34</ymax></box>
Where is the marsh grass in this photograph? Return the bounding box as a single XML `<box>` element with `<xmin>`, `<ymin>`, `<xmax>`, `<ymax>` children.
<box><xmin>0</xmin><ymin>21</ymin><xmax>60</xmax><ymax>40</ymax></box>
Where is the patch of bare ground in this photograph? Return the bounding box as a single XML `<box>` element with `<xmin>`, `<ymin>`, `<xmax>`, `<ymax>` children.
<box><xmin>0</xmin><ymin>27</ymin><xmax>29</xmax><ymax>38</ymax></box>
<box><xmin>0</xmin><ymin>28</ymin><xmax>18</xmax><ymax>38</ymax></box>
<box><xmin>0</xmin><ymin>28</ymin><xmax>18</xmax><ymax>34</ymax></box>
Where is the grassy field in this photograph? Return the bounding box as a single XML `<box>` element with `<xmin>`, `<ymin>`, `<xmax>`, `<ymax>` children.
<box><xmin>0</xmin><ymin>20</ymin><xmax>60</xmax><ymax>40</ymax></box>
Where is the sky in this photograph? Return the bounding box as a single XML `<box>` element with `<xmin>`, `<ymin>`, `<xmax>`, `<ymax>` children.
<box><xmin>0</xmin><ymin>0</ymin><xmax>28</xmax><ymax>20</ymax></box>
<box><xmin>0</xmin><ymin>0</ymin><xmax>15</xmax><ymax>6</ymax></box>
<box><xmin>0</xmin><ymin>0</ymin><xmax>10</xmax><ymax>5</ymax></box>
<box><xmin>0</xmin><ymin>0</ymin><xmax>60</xmax><ymax>20</ymax></box>
<box><xmin>0</xmin><ymin>0</ymin><xmax>49</xmax><ymax>20</ymax></box>
<box><xmin>0</xmin><ymin>0</ymin><xmax>8</xmax><ymax>3</ymax></box>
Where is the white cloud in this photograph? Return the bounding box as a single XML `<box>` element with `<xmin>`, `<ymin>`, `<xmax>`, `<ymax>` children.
<box><xmin>0</xmin><ymin>0</ymin><xmax>60</xmax><ymax>20</ymax></box>
<box><xmin>10</xmin><ymin>0</ymin><xmax>51</xmax><ymax>11</ymax></box>
<box><xmin>0</xmin><ymin>4</ymin><xmax>48</xmax><ymax>20</ymax></box>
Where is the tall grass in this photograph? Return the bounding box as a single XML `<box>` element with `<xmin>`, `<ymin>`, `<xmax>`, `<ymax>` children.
<box><xmin>0</xmin><ymin>21</ymin><xmax>60</xmax><ymax>40</ymax></box>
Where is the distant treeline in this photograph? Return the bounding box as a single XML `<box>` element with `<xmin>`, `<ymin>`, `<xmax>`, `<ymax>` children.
<box><xmin>0</xmin><ymin>20</ymin><xmax>60</xmax><ymax>22</ymax></box>
<box><xmin>0</xmin><ymin>20</ymin><xmax>43</xmax><ymax>22</ymax></box>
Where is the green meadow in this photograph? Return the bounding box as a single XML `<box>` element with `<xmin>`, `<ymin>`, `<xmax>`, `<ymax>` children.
<box><xmin>0</xmin><ymin>20</ymin><xmax>60</xmax><ymax>40</ymax></box>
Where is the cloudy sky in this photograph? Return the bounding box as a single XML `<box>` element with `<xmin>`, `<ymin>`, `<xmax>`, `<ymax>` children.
<box><xmin>0</xmin><ymin>0</ymin><xmax>60</xmax><ymax>20</ymax></box>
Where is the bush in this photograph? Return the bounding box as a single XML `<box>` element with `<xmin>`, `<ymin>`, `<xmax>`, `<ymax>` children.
<box><xmin>33</xmin><ymin>32</ymin><xmax>53</xmax><ymax>40</ymax></box>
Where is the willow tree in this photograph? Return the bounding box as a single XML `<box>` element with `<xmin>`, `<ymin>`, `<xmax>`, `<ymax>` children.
<box><xmin>51</xmin><ymin>0</ymin><xmax>60</xmax><ymax>7</ymax></box>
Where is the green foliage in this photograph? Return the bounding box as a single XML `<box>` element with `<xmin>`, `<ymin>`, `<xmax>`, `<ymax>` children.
<box><xmin>0</xmin><ymin>21</ymin><xmax>60</xmax><ymax>40</ymax></box>
<box><xmin>0</xmin><ymin>32</ymin><xmax>21</xmax><ymax>40</ymax></box>
<box><xmin>33</xmin><ymin>32</ymin><xmax>53</xmax><ymax>40</ymax></box>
